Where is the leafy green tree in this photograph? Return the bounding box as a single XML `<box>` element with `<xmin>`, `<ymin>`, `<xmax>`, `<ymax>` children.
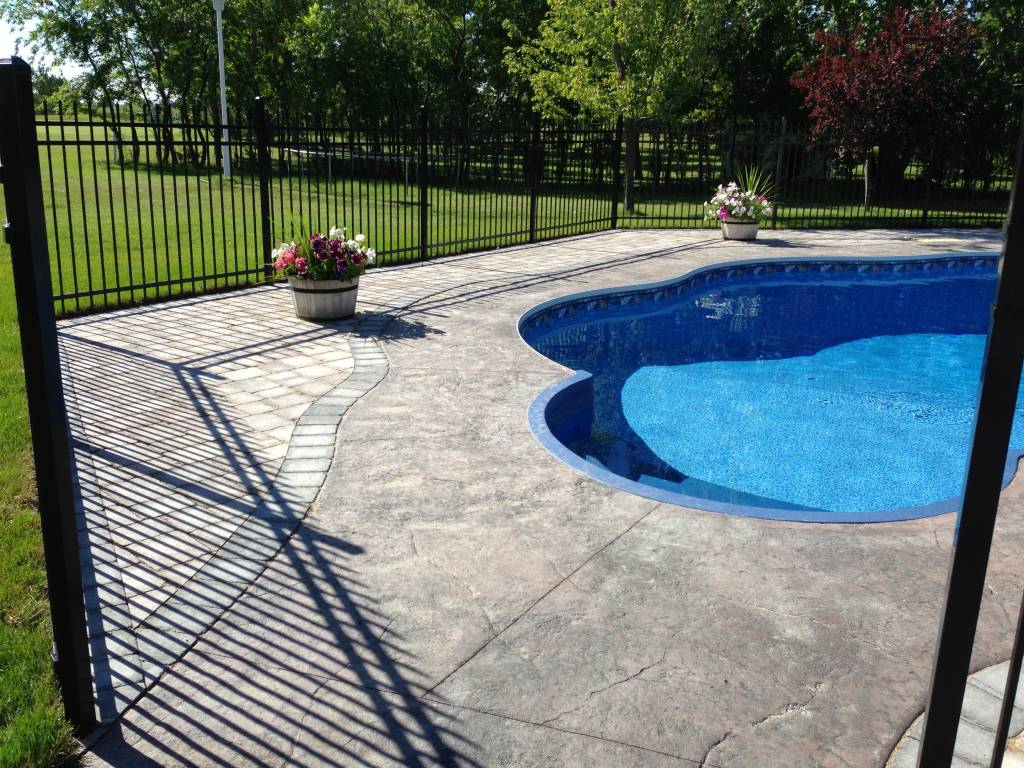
<box><xmin>507</xmin><ymin>0</ymin><xmax>718</xmax><ymax>209</ymax></box>
<box><xmin>973</xmin><ymin>0</ymin><xmax>1024</xmax><ymax>146</ymax></box>
<box><xmin>712</xmin><ymin>0</ymin><xmax>822</xmax><ymax>123</ymax></box>
<box><xmin>29</xmin><ymin>69</ymin><xmax>66</xmax><ymax>107</ymax></box>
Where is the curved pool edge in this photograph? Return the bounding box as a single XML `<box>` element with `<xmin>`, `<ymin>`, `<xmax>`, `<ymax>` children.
<box><xmin>517</xmin><ymin>251</ymin><xmax>998</xmax><ymax>339</ymax></box>
<box><xmin>519</xmin><ymin>250</ymin><xmax>1021</xmax><ymax>524</ymax></box>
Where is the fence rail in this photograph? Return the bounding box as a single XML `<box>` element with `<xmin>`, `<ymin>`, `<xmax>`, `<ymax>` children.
<box><xmin>24</xmin><ymin>101</ymin><xmax>1016</xmax><ymax>314</ymax></box>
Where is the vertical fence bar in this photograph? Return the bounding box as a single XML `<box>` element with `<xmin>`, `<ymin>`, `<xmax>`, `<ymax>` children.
<box><xmin>418</xmin><ymin>105</ymin><xmax>428</xmax><ymax>260</ymax></box>
<box><xmin>916</xmin><ymin>111</ymin><xmax>1024</xmax><ymax>768</ymax></box>
<box><xmin>0</xmin><ymin>57</ymin><xmax>95</xmax><ymax>732</ymax></box>
<box><xmin>921</xmin><ymin>140</ymin><xmax>934</xmax><ymax>228</ymax></box>
<box><xmin>528</xmin><ymin>112</ymin><xmax>541</xmax><ymax>243</ymax></box>
<box><xmin>255</xmin><ymin>97</ymin><xmax>273</xmax><ymax>279</ymax></box>
<box><xmin>991</xmin><ymin>588</ymin><xmax>1024</xmax><ymax>768</ymax></box>
<box><xmin>772</xmin><ymin>117</ymin><xmax>786</xmax><ymax>230</ymax></box>
<box><xmin>610</xmin><ymin>115</ymin><xmax>623</xmax><ymax>229</ymax></box>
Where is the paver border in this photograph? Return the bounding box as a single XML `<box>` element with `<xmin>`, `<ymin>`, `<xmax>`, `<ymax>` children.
<box><xmin>887</xmin><ymin>660</ymin><xmax>1024</xmax><ymax>766</ymax></box>
<box><xmin>67</xmin><ymin>296</ymin><xmax>394</xmax><ymax>723</ymax></box>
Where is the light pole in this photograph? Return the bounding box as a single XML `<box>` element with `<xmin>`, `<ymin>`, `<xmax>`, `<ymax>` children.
<box><xmin>211</xmin><ymin>0</ymin><xmax>230</xmax><ymax>178</ymax></box>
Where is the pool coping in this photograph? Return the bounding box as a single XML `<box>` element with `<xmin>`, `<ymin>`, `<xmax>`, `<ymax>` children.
<box><xmin>519</xmin><ymin>251</ymin><xmax>1022</xmax><ymax>524</ymax></box>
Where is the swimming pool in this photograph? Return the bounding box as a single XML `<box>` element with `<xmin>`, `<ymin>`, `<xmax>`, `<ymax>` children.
<box><xmin>519</xmin><ymin>253</ymin><xmax>1024</xmax><ymax>523</ymax></box>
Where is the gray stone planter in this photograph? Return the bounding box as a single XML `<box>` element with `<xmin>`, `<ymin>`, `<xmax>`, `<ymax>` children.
<box><xmin>721</xmin><ymin>219</ymin><xmax>759</xmax><ymax>241</ymax></box>
<box><xmin>288</xmin><ymin>276</ymin><xmax>360</xmax><ymax>320</ymax></box>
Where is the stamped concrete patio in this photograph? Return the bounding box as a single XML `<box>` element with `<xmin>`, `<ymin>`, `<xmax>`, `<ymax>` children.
<box><xmin>67</xmin><ymin>228</ymin><xmax>1024</xmax><ymax>767</ymax></box>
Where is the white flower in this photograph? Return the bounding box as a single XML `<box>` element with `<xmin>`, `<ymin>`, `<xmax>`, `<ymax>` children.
<box><xmin>366</xmin><ymin>248</ymin><xmax>376</xmax><ymax>263</ymax></box>
<box><xmin>329</xmin><ymin>226</ymin><xmax>344</xmax><ymax>239</ymax></box>
<box><xmin>355</xmin><ymin>233</ymin><xmax>365</xmax><ymax>243</ymax></box>
<box><xmin>346</xmin><ymin>239</ymin><xmax>357</xmax><ymax>249</ymax></box>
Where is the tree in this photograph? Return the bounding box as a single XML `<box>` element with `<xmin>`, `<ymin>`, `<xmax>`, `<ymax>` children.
<box><xmin>712</xmin><ymin>0</ymin><xmax>822</xmax><ymax>123</ymax></box>
<box><xmin>973</xmin><ymin>0</ymin><xmax>1024</xmax><ymax>148</ymax></box>
<box><xmin>506</xmin><ymin>0</ymin><xmax>718</xmax><ymax>210</ymax></box>
<box><xmin>792</xmin><ymin>7</ymin><xmax>980</xmax><ymax>209</ymax></box>
<box><xmin>29</xmin><ymin>69</ymin><xmax>66</xmax><ymax>107</ymax></box>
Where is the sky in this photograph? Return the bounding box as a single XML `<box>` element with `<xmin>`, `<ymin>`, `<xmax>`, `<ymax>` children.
<box><xmin>0</xmin><ymin>19</ymin><xmax>25</xmax><ymax>60</ymax></box>
<box><xmin>0</xmin><ymin>18</ymin><xmax>83</xmax><ymax>77</ymax></box>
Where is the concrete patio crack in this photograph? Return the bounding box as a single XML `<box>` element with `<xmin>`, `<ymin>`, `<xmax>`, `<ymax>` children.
<box><xmin>414</xmin><ymin>696</ymin><xmax>694</xmax><ymax>764</ymax></box>
<box><xmin>698</xmin><ymin>729</ymin><xmax>732</xmax><ymax>768</ymax></box>
<box><xmin>750</xmin><ymin>681</ymin><xmax>824</xmax><ymax>729</ymax></box>
<box><xmin>540</xmin><ymin>642</ymin><xmax>674</xmax><ymax>727</ymax></box>
<box><xmin>423</xmin><ymin>502</ymin><xmax>661</xmax><ymax>696</ymax></box>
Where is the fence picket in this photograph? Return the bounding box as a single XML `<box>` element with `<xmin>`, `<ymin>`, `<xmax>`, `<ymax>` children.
<box><xmin>27</xmin><ymin>106</ymin><xmax>1015</xmax><ymax>314</ymax></box>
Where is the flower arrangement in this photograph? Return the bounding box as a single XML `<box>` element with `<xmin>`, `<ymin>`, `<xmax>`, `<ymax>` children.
<box><xmin>272</xmin><ymin>227</ymin><xmax>376</xmax><ymax>282</ymax></box>
<box><xmin>704</xmin><ymin>167</ymin><xmax>774</xmax><ymax>223</ymax></box>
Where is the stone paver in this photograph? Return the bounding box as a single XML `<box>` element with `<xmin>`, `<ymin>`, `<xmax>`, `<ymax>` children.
<box><xmin>61</xmin><ymin>287</ymin><xmax>376</xmax><ymax>718</ymax></box>
<box><xmin>71</xmin><ymin>228</ymin><xmax>1024</xmax><ymax>766</ymax></box>
<box><xmin>887</xmin><ymin>661</ymin><xmax>1024</xmax><ymax>767</ymax></box>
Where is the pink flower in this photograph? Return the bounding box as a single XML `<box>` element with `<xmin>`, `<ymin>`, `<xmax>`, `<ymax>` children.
<box><xmin>274</xmin><ymin>258</ymin><xmax>286</xmax><ymax>270</ymax></box>
<box><xmin>717</xmin><ymin>207</ymin><xmax>729</xmax><ymax>220</ymax></box>
<box><xmin>295</xmin><ymin>257</ymin><xmax>308</xmax><ymax>274</ymax></box>
<box><xmin>282</xmin><ymin>251</ymin><xmax>296</xmax><ymax>266</ymax></box>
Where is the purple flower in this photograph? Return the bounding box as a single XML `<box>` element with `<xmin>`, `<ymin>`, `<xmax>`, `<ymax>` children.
<box><xmin>717</xmin><ymin>207</ymin><xmax>729</xmax><ymax>220</ymax></box>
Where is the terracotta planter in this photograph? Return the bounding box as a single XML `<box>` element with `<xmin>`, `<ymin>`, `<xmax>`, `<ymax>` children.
<box><xmin>721</xmin><ymin>218</ymin><xmax>759</xmax><ymax>241</ymax></box>
<box><xmin>288</xmin><ymin>276</ymin><xmax>360</xmax><ymax>320</ymax></box>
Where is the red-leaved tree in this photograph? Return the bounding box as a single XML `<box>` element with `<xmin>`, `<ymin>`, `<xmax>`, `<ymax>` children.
<box><xmin>792</xmin><ymin>9</ymin><xmax>979</xmax><ymax>209</ymax></box>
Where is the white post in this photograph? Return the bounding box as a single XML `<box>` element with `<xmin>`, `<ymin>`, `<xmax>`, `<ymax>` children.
<box><xmin>212</xmin><ymin>0</ymin><xmax>230</xmax><ymax>178</ymax></box>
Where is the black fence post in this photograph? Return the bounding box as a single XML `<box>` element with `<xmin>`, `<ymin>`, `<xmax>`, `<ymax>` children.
<box><xmin>418</xmin><ymin>105</ymin><xmax>429</xmax><ymax>261</ymax></box>
<box><xmin>772</xmin><ymin>117</ymin><xmax>786</xmax><ymax>230</ymax></box>
<box><xmin>0</xmin><ymin>57</ymin><xmax>95</xmax><ymax>733</ymax></box>
<box><xmin>610</xmin><ymin>115</ymin><xmax>624</xmax><ymax>229</ymax></box>
<box><xmin>528</xmin><ymin>112</ymin><xmax>542</xmax><ymax>243</ymax></box>
<box><xmin>921</xmin><ymin>141</ymin><xmax>934</xmax><ymax>228</ymax></box>
<box><xmin>991</xmin><ymin>588</ymin><xmax>1024</xmax><ymax>768</ymax></box>
<box><xmin>916</xmin><ymin>110</ymin><xmax>1024</xmax><ymax>768</ymax></box>
<box><xmin>254</xmin><ymin>97</ymin><xmax>273</xmax><ymax>279</ymax></box>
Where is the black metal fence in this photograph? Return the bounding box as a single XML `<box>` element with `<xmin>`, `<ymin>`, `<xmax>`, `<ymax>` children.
<box><xmin>27</xmin><ymin>102</ymin><xmax>1016</xmax><ymax>314</ymax></box>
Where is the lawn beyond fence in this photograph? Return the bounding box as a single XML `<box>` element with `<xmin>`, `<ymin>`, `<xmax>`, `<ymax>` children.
<box><xmin>34</xmin><ymin>103</ymin><xmax>1014</xmax><ymax>315</ymax></box>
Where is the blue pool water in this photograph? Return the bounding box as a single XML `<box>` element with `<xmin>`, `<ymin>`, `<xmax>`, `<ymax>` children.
<box><xmin>520</xmin><ymin>254</ymin><xmax>1024</xmax><ymax>522</ymax></box>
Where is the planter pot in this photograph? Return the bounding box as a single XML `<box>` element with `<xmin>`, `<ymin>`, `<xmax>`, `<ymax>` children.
<box><xmin>288</xmin><ymin>276</ymin><xmax>360</xmax><ymax>320</ymax></box>
<box><xmin>721</xmin><ymin>219</ymin><xmax>759</xmax><ymax>241</ymax></box>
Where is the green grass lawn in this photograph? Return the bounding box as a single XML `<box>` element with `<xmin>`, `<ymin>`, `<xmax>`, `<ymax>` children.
<box><xmin>620</xmin><ymin>195</ymin><xmax>1005</xmax><ymax>231</ymax></box>
<box><xmin>36</xmin><ymin>137</ymin><xmax>1004</xmax><ymax>314</ymax></box>
<box><xmin>38</xmin><ymin>149</ymin><xmax>616</xmax><ymax>313</ymax></box>
<box><xmin>0</xmin><ymin>201</ymin><xmax>76</xmax><ymax>766</ymax></box>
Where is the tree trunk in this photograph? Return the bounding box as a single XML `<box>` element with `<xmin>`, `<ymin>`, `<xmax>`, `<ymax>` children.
<box><xmin>130</xmin><ymin>122</ymin><xmax>141</xmax><ymax>166</ymax></box>
<box><xmin>863</xmin><ymin>149</ymin><xmax>875</xmax><ymax>211</ymax></box>
<box><xmin>624</xmin><ymin>118</ymin><xmax>639</xmax><ymax>212</ymax></box>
